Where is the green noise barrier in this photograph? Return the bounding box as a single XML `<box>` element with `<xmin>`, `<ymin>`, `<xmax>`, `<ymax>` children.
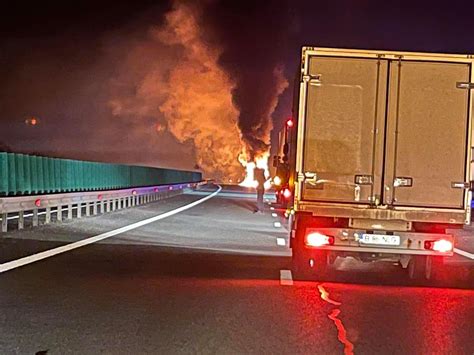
<box><xmin>0</xmin><ymin>152</ymin><xmax>202</xmax><ymax>196</ymax></box>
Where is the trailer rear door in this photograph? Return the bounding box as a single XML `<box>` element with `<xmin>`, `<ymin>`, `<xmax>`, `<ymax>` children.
<box><xmin>301</xmin><ymin>56</ymin><xmax>388</xmax><ymax>204</ymax></box>
<box><xmin>384</xmin><ymin>60</ymin><xmax>470</xmax><ymax>208</ymax></box>
<box><xmin>300</xmin><ymin>52</ymin><xmax>471</xmax><ymax>210</ymax></box>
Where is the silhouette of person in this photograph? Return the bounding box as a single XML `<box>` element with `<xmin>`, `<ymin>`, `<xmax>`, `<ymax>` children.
<box><xmin>254</xmin><ymin>167</ymin><xmax>266</xmax><ymax>213</ymax></box>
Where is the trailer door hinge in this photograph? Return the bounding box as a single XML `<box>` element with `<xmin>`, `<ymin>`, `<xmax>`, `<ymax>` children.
<box><xmin>451</xmin><ymin>181</ymin><xmax>471</xmax><ymax>189</ymax></box>
<box><xmin>302</xmin><ymin>74</ymin><xmax>322</xmax><ymax>86</ymax></box>
<box><xmin>456</xmin><ymin>82</ymin><xmax>474</xmax><ymax>90</ymax></box>
<box><xmin>394</xmin><ymin>177</ymin><xmax>413</xmax><ymax>187</ymax></box>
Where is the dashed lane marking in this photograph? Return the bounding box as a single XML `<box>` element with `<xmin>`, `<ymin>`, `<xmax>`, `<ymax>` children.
<box><xmin>280</xmin><ymin>269</ymin><xmax>293</xmax><ymax>285</ymax></box>
<box><xmin>0</xmin><ymin>186</ymin><xmax>222</xmax><ymax>274</ymax></box>
<box><xmin>276</xmin><ymin>237</ymin><xmax>286</xmax><ymax>246</ymax></box>
<box><xmin>273</xmin><ymin>221</ymin><xmax>282</xmax><ymax>228</ymax></box>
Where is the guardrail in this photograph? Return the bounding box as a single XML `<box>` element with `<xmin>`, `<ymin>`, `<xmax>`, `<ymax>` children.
<box><xmin>0</xmin><ymin>181</ymin><xmax>205</xmax><ymax>233</ymax></box>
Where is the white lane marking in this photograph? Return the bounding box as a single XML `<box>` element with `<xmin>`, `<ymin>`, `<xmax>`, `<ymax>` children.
<box><xmin>271</xmin><ymin>213</ymin><xmax>277</xmax><ymax>218</ymax></box>
<box><xmin>273</xmin><ymin>221</ymin><xmax>282</xmax><ymax>228</ymax></box>
<box><xmin>276</xmin><ymin>237</ymin><xmax>286</xmax><ymax>246</ymax></box>
<box><xmin>270</xmin><ymin>207</ymin><xmax>275</xmax><ymax>210</ymax></box>
<box><xmin>0</xmin><ymin>186</ymin><xmax>222</xmax><ymax>274</ymax></box>
<box><xmin>454</xmin><ymin>248</ymin><xmax>474</xmax><ymax>260</ymax></box>
<box><xmin>280</xmin><ymin>269</ymin><xmax>293</xmax><ymax>286</ymax></box>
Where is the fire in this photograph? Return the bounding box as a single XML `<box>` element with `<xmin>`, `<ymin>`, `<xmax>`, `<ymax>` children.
<box><xmin>239</xmin><ymin>152</ymin><xmax>271</xmax><ymax>189</ymax></box>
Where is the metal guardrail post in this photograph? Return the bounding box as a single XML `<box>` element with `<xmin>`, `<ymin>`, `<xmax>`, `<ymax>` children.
<box><xmin>1</xmin><ymin>213</ymin><xmax>7</xmax><ymax>233</ymax></box>
<box><xmin>93</xmin><ymin>201</ymin><xmax>98</xmax><ymax>215</ymax></box>
<box><xmin>100</xmin><ymin>200</ymin><xmax>104</xmax><ymax>214</ymax></box>
<box><xmin>57</xmin><ymin>205</ymin><xmax>63</xmax><ymax>221</ymax></box>
<box><xmin>77</xmin><ymin>203</ymin><xmax>82</xmax><ymax>218</ymax></box>
<box><xmin>18</xmin><ymin>211</ymin><xmax>24</xmax><ymax>230</ymax></box>
<box><xmin>67</xmin><ymin>204</ymin><xmax>73</xmax><ymax>220</ymax></box>
<box><xmin>45</xmin><ymin>207</ymin><xmax>51</xmax><ymax>224</ymax></box>
<box><xmin>32</xmin><ymin>209</ymin><xmax>39</xmax><ymax>227</ymax></box>
<box><xmin>106</xmin><ymin>200</ymin><xmax>111</xmax><ymax>213</ymax></box>
<box><xmin>85</xmin><ymin>202</ymin><xmax>90</xmax><ymax>217</ymax></box>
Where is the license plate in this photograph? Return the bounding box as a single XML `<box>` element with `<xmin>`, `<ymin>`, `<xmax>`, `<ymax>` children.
<box><xmin>358</xmin><ymin>233</ymin><xmax>400</xmax><ymax>246</ymax></box>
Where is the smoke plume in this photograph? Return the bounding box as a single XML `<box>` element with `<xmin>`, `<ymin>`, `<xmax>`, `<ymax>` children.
<box><xmin>203</xmin><ymin>1</ymin><xmax>291</xmax><ymax>162</ymax></box>
<box><xmin>109</xmin><ymin>1</ymin><xmax>243</xmax><ymax>181</ymax></box>
<box><xmin>109</xmin><ymin>0</ymin><xmax>290</xmax><ymax>179</ymax></box>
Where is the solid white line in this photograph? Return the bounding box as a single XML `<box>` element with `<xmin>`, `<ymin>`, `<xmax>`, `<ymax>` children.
<box><xmin>454</xmin><ymin>247</ymin><xmax>474</xmax><ymax>260</ymax></box>
<box><xmin>0</xmin><ymin>186</ymin><xmax>222</xmax><ymax>274</ymax></box>
<box><xmin>280</xmin><ymin>269</ymin><xmax>293</xmax><ymax>286</ymax></box>
<box><xmin>276</xmin><ymin>237</ymin><xmax>286</xmax><ymax>246</ymax></box>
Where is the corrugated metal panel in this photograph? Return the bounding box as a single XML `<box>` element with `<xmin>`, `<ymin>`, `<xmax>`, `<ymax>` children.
<box><xmin>0</xmin><ymin>152</ymin><xmax>202</xmax><ymax>196</ymax></box>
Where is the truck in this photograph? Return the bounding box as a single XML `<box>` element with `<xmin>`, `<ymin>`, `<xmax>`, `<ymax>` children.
<box><xmin>288</xmin><ymin>47</ymin><xmax>474</xmax><ymax>280</ymax></box>
<box><xmin>272</xmin><ymin>119</ymin><xmax>292</xmax><ymax>205</ymax></box>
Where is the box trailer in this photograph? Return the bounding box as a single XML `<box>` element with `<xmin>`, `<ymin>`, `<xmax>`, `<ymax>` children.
<box><xmin>289</xmin><ymin>47</ymin><xmax>474</xmax><ymax>280</ymax></box>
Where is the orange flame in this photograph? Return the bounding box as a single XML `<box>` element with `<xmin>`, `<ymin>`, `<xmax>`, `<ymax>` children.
<box><xmin>238</xmin><ymin>151</ymin><xmax>271</xmax><ymax>189</ymax></box>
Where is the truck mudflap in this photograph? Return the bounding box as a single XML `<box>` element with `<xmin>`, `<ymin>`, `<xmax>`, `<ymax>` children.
<box><xmin>301</xmin><ymin>227</ymin><xmax>454</xmax><ymax>257</ymax></box>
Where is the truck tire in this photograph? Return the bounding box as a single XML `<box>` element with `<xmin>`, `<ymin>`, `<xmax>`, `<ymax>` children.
<box><xmin>292</xmin><ymin>248</ymin><xmax>328</xmax><ymax>281</ymax></box>
<box><xmin>408</xmin><ymin>255</ymin><xmax>430</xmax><ymax>280</ymax></box>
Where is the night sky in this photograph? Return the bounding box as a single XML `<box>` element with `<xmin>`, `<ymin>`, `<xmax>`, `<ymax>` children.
<box><xmin>1</xmin><ymin>0</ymin><xmax>474</xmax><ymax>175</ymax></box>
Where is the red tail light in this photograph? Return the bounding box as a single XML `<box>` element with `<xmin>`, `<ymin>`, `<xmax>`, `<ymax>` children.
<box><xmin>305</xmin><ymin>232</ymin><xmax>335</xmax><ymax>247</ymax></box>
<box><xmin>424</xmin><ymin>239</ymin><xmax>453</xmax><ymax>253</ymax></box>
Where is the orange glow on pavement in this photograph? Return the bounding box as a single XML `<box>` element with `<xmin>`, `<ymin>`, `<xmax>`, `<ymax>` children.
<box><xmin>328</xmin><ymin>309</ymin><xmax>355</xmax><ymax>355</ymax></box>
<box><xmin>318</xmin><ymin>284</ymin><xmax>341</xmax><ymax>306</ymax></box>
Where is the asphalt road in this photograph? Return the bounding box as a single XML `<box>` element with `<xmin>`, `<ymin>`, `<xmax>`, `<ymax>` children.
<box><xmin>0</xmin><ymin>185</ymin><xmax>473</xmax><ymax>354</ymax></box>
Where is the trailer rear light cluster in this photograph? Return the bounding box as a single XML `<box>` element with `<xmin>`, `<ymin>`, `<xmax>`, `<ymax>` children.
<box><xmin>424</xmin><ymin>239</ymin><xmax>453</xmax><ymax>253</ymax></box>
<box><xmin>305</xmin><ymin>232</ymin><xmax>335</xmax><ymax>247</ymax></box>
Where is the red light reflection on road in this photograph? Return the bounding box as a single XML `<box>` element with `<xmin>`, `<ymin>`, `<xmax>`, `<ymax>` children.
<box><xmin>318</xmin><ymin>284</ymin><xmax>354</xmax><ymax>355</ymax></box>
<box><xmin>318</xmin><ymin>284</ymin><xmax>341</xmax><ymax>306</ymax></box>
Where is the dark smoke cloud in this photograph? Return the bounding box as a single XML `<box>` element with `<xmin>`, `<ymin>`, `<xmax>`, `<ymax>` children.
<box><xmin>202</xmin><ymin>1</ymin><xmax>295</xmax><ymax>160</ymax></box>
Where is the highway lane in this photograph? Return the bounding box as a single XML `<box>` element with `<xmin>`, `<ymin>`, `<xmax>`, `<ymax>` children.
<box><xmin>0</xmin><ymin>184</ymin><xmax>473</xmax><ymax>354</ymax></box>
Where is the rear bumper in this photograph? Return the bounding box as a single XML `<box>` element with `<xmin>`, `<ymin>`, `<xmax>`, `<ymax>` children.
<box><xmin>304</xmin><ymin>245</ymin><xmax>452</xmax><ymax>256</ymax></box>
<box><xmin>299</xmin><ymin>227</ymin><xmax>454</xmax><ymax>257</ymax></box>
